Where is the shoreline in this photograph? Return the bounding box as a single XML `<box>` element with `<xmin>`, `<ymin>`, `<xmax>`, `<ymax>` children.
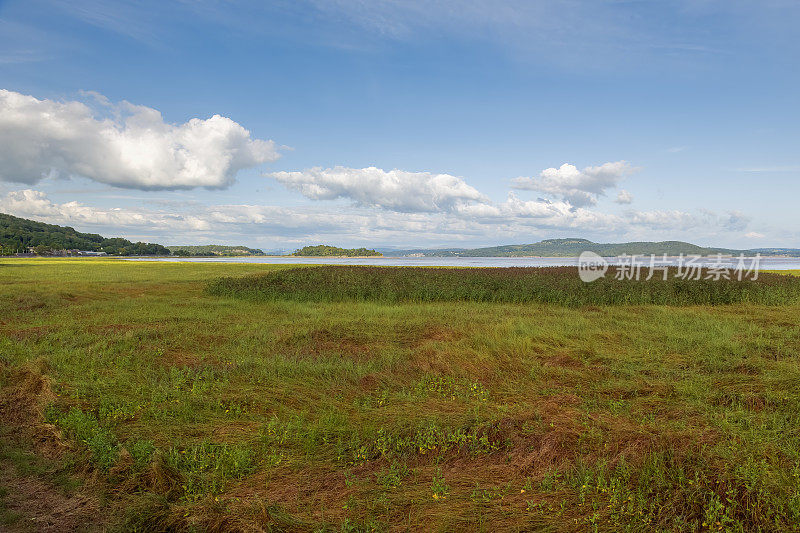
<box><xmin>5</xmin><ymin>253</ymin><xmax>799</xmax><ymax>261</ymax></box>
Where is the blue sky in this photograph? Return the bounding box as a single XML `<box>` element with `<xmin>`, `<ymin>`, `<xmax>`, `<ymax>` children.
<box><xmin>0</xmin><ymin>0</ymin><xmax>798</xmax><ymax>249</ymax></box>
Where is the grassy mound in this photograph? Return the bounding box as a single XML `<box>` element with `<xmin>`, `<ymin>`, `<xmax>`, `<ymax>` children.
<box><xmin>207</xmin><ymin>265</ymin><xmax>800</xmax><ymax>306</ymax></box>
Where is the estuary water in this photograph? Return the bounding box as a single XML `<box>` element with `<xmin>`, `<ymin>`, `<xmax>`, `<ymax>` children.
<box><xmin>123</xmin><ymin>255</ymin><xmax>800</xmax><ymax>270</ymax></box>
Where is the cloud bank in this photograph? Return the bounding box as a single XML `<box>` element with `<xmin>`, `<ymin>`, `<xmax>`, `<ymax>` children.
<box><xmin>269</xmin><ymin>166</ymin><xmax>488</xmax><ymax>213</ymax></box>
<box><xmin>1</xmin><ymin>187</ymin><xmax>750</xmax><ymax>248</ymax></box>
<box><xmin>269</xmin><ymin>162</ymin><xmax>637</xmax><ymax>224</ymax></box>
<box><xmin>0</xmin><ymin>89</ymin><xmax>280</xmax><ymax>190</ymax></box>
<box><xmin>511</xmin><ymin>161</ymin><xmax>634</xmax><ymax>207</ymax></box>
<box><xmin>0</xmin><ymin>189</ymin><xmax>210</xmax><ymax>230</ymax></box>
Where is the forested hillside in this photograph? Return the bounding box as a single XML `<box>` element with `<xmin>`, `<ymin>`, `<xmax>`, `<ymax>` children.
<box><xmin>0</xmin><ymin>213</ymin><xmax>170</xmax><ymax>255</ymax></box>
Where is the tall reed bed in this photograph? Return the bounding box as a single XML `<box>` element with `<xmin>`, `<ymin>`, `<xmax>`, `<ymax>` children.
<box><xmin>207</xmin><ymin>266</ymin><xmax>800</xmax><ymax>306</ymax></box>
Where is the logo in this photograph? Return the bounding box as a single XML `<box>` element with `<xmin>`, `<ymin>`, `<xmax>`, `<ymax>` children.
<box><xmin>578</xmin><ymin>251</ymin><xmax>608</xmax><ymax>282</ymax></box>
<box><xmin>575</xmin><ymin>252</ymin><xmax>761</xmax><ymax>282</ymax></box>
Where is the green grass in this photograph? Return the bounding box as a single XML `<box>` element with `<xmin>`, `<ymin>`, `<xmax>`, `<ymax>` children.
<box><xmin>0</xmin><ymin>485</ymin><xmax>21</xmax><ymax>529</ymax></box>
<box><xmin>208</xmin><ymin>265</ymin><xmax>800</xmax><ymax>306</ymax></box>
<box><xmin>2</xmin><ymin>258</ymin><xmax>800</xmax><ymax>530</ymax></box>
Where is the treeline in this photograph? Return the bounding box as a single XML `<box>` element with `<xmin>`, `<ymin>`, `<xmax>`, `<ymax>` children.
<box><xmin>0</xmin><ymin>213</ymin><xmax>170</xmax><ymax>256</ymax></box>
<box><xmin>168</xmin><ymin>245</ymin><xmax>264</xmax><ymax>257</ymax></box>
<box><xmin>292</xmin><ymin>245</ymin><xmax>382</xmax><ymax>257</ymax></box>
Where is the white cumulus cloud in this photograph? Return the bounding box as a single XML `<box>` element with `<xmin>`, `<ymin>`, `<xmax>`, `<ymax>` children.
<box><xmin>511</xmin><ymin>161</ymin><xmax>635</xmax><ymax>207</ymax></box>
<box><xmin>0</xmin><ymin>89</ymin><xmax>280</xmax><ymax>190</ymax></box>
<box><xmin>268</xmin><ymin>166</ymin><xmax>488</xmax><ymax>213</ymax></box>
<box><xmin>615</xmin><ymin>189</ymin><xmax>633</xmax><ymax>204</ymax></box>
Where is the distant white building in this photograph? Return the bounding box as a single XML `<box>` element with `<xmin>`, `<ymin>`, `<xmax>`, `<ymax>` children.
<box><xmin>77</xmin><ymin>251</ymin><xmax>108</xmax><ymax>256</ymax></box>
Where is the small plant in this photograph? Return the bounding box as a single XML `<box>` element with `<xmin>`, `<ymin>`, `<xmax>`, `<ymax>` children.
<box><xmin>52</xmin><ymin>408</ymin><xmax>120</xmax><ymax>470</ymax></box>
<box><xmin>431</xmin><ymin>467</ymin><xmax>450</xmax><ymax>501</ymax></box>
<box><xmin>522</xmin><ymin>477</ymin><xmax>533</xmax><ymax>492</ymax></box>
<box><xmin>376</xmin><ymin>461</ymin><xmax>409</xmax><ymax>489</ymax></box>
<box><xmin>126</xmin><ymin>439</ymin><xmax>155</xmax><ymax>469</ymax></box>
<box><xmin>167</xmin><ymin>441</ymin><xmax>255</xmax><ymax>501</ymax></box>
<box><xmin>540</xmin><ymin>468</ymin><xmax>563</xmax><ymax>492</ymax></box>
<box><xmin>410</xmin><ymin>375</ymin><xmax>489</xmax><ymax>403</ymax></box>
<box><xmin>702</xmin><ymin>492</ymin><xmax>736</xmax><ymax>532</ymax></box>
<box><xmin>470</xmin><ymin>482</ymin><xmax>511</xmax><ymax>503</ymax></box>
<box><xmin>608</xmin><ymin>398</ymin><xmax>628</xmax><ymax>413</ymax></box>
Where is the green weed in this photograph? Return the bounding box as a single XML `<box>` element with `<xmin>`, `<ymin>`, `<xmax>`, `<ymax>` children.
<box><xmin>166</xmin><ymin>441</ymin><xmax>255</xmax><ymax>501</ymax></box>
<box><xmin>50</xmin><ymin>408</ymin><xmax>120</xmax><ymax>470</ymax></box>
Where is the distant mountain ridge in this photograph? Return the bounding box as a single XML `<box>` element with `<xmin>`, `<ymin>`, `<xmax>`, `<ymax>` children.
<box><xmin>4</xmin><ymin>214</ymin><xmax>798</xmax><ymax>259</ymax></box>
<box><xmin>381</xmin><ymin>238</ymin><xmax>800</xmax><ymax>257</ymax></box>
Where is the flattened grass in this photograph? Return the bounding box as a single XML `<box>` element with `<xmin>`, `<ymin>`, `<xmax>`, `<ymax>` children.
<box><xmin>208</xmin><ymin>265</ymin><xmax>800</xmax><ymax>306</ymax></box>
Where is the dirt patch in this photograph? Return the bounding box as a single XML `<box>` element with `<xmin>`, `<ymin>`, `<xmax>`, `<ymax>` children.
<box><xmin>312</xmin><ymin>329</ymin><xmax>373</xmax><ymax>358</ymax></box>
<box><xmin>85</xmin><ymin>323</ymin><xmax>136</xmax><ymax>335</ymax></box>
<box><xmin>357</xmin><ymin>373</ymin><xmax>388</xmax><ymax>392</ymax></box>
<box><xmin>0</xmin><ymin>362</ymin><xmax>107</xmax><ymax>531</ymax></box>
<box><xmin>507</xmin><ymin>400</ymin><xmax>584</xmax><ymax>474</ymax></box>
<box><xmin>0</xmin><ymin>469</ymin><xmax>102</xmax><ymax>533</ymax></box>
<box><xmin>415</xmin><ymin>326</ymin><xmax>461</xmax><ymax>345</ymax></box>
<box><xmin>13</xmin><ymin>296</ymin><xmax>50</xmax><ymax>312</ymax></box>
<box><xmin>3</xmin><ymin>326</ymin><xmax>55</xmax><ymax>342</ymax></box>
<box><xmin>710</xmin><ymin>390</ymin><xmax>770</xmax><ymax>412</ymax></box>
<box><xmin>280</xmin><ymin>328</ymin><xmax>375</xmax><ymax>360</ymax></box>
<box><xmin>544</xmin><ymin>353</ymin><xmax>584</xmax><ymax>368</ymax></box>
<box><xmin>158</xmin><ymin>349</ymin><xmax>205</xmax><ymax>369</ymax></box>
<box><xmin>0</xmin><ymin>363</ymin><xmax>55</xmax><ymax>425</ymax></box>
<box><xmin>733</xmin><ymin>362</ymin><xmax>762</xmax><ymax>375</ymax></box>
<box><xmin>229</xmin><ymin>464</ymin><xmax>353</xmax><ymax>525</ymax></box>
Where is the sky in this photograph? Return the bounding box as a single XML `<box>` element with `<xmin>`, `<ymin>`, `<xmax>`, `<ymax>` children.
<box><xmin>0</xmin><ymin>0</ymin><xmax>798</xmax><ymax>250</ymax></box>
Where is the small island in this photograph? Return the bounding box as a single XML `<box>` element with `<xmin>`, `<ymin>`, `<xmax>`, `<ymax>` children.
<box><xmin>168</xmin><ymin>245</ymin><xmax>265</xmax><ymax>257</ymax></box>
<box><xmin>292</xmin><ymin>244</ymin><xmax>382</xmax><ymax>257</ymax></box>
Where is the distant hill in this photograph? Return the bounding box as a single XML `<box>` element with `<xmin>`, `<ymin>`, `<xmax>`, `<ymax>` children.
<box><xmin>382</xmin><ymin>238</ymin><xmax>800</xmax><ymax>257</ymax></box>
<box><xmin>293</xmin><ymin>245</ymin><xmax>382</xmax><ymax>257</ymax></box>
<box><xmin>0</xmin><ymin>212</ymin><xmax>170</xmax><ymax>256</ymax></box>
<box><xmin>748</xmin><ymin>248</ymin><xmax>800</xmax><ymax>257</ymax></box>
<box><xmin>167</xmin><ymin>245</ymin><xmax>264</xmax><ymax>256</ymax></box>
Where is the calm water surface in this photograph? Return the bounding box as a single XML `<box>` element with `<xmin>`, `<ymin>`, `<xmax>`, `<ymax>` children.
<box><xmin>124</xmin><ymin>256</ymin><xmax>800</xmax><ymax>270</ymax></box>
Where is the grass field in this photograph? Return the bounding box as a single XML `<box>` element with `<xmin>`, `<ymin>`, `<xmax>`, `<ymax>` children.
<box><xmin>2</xmin><ymin>258</ymin><xmax>800</xmax><ymax>531</ymax></box>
